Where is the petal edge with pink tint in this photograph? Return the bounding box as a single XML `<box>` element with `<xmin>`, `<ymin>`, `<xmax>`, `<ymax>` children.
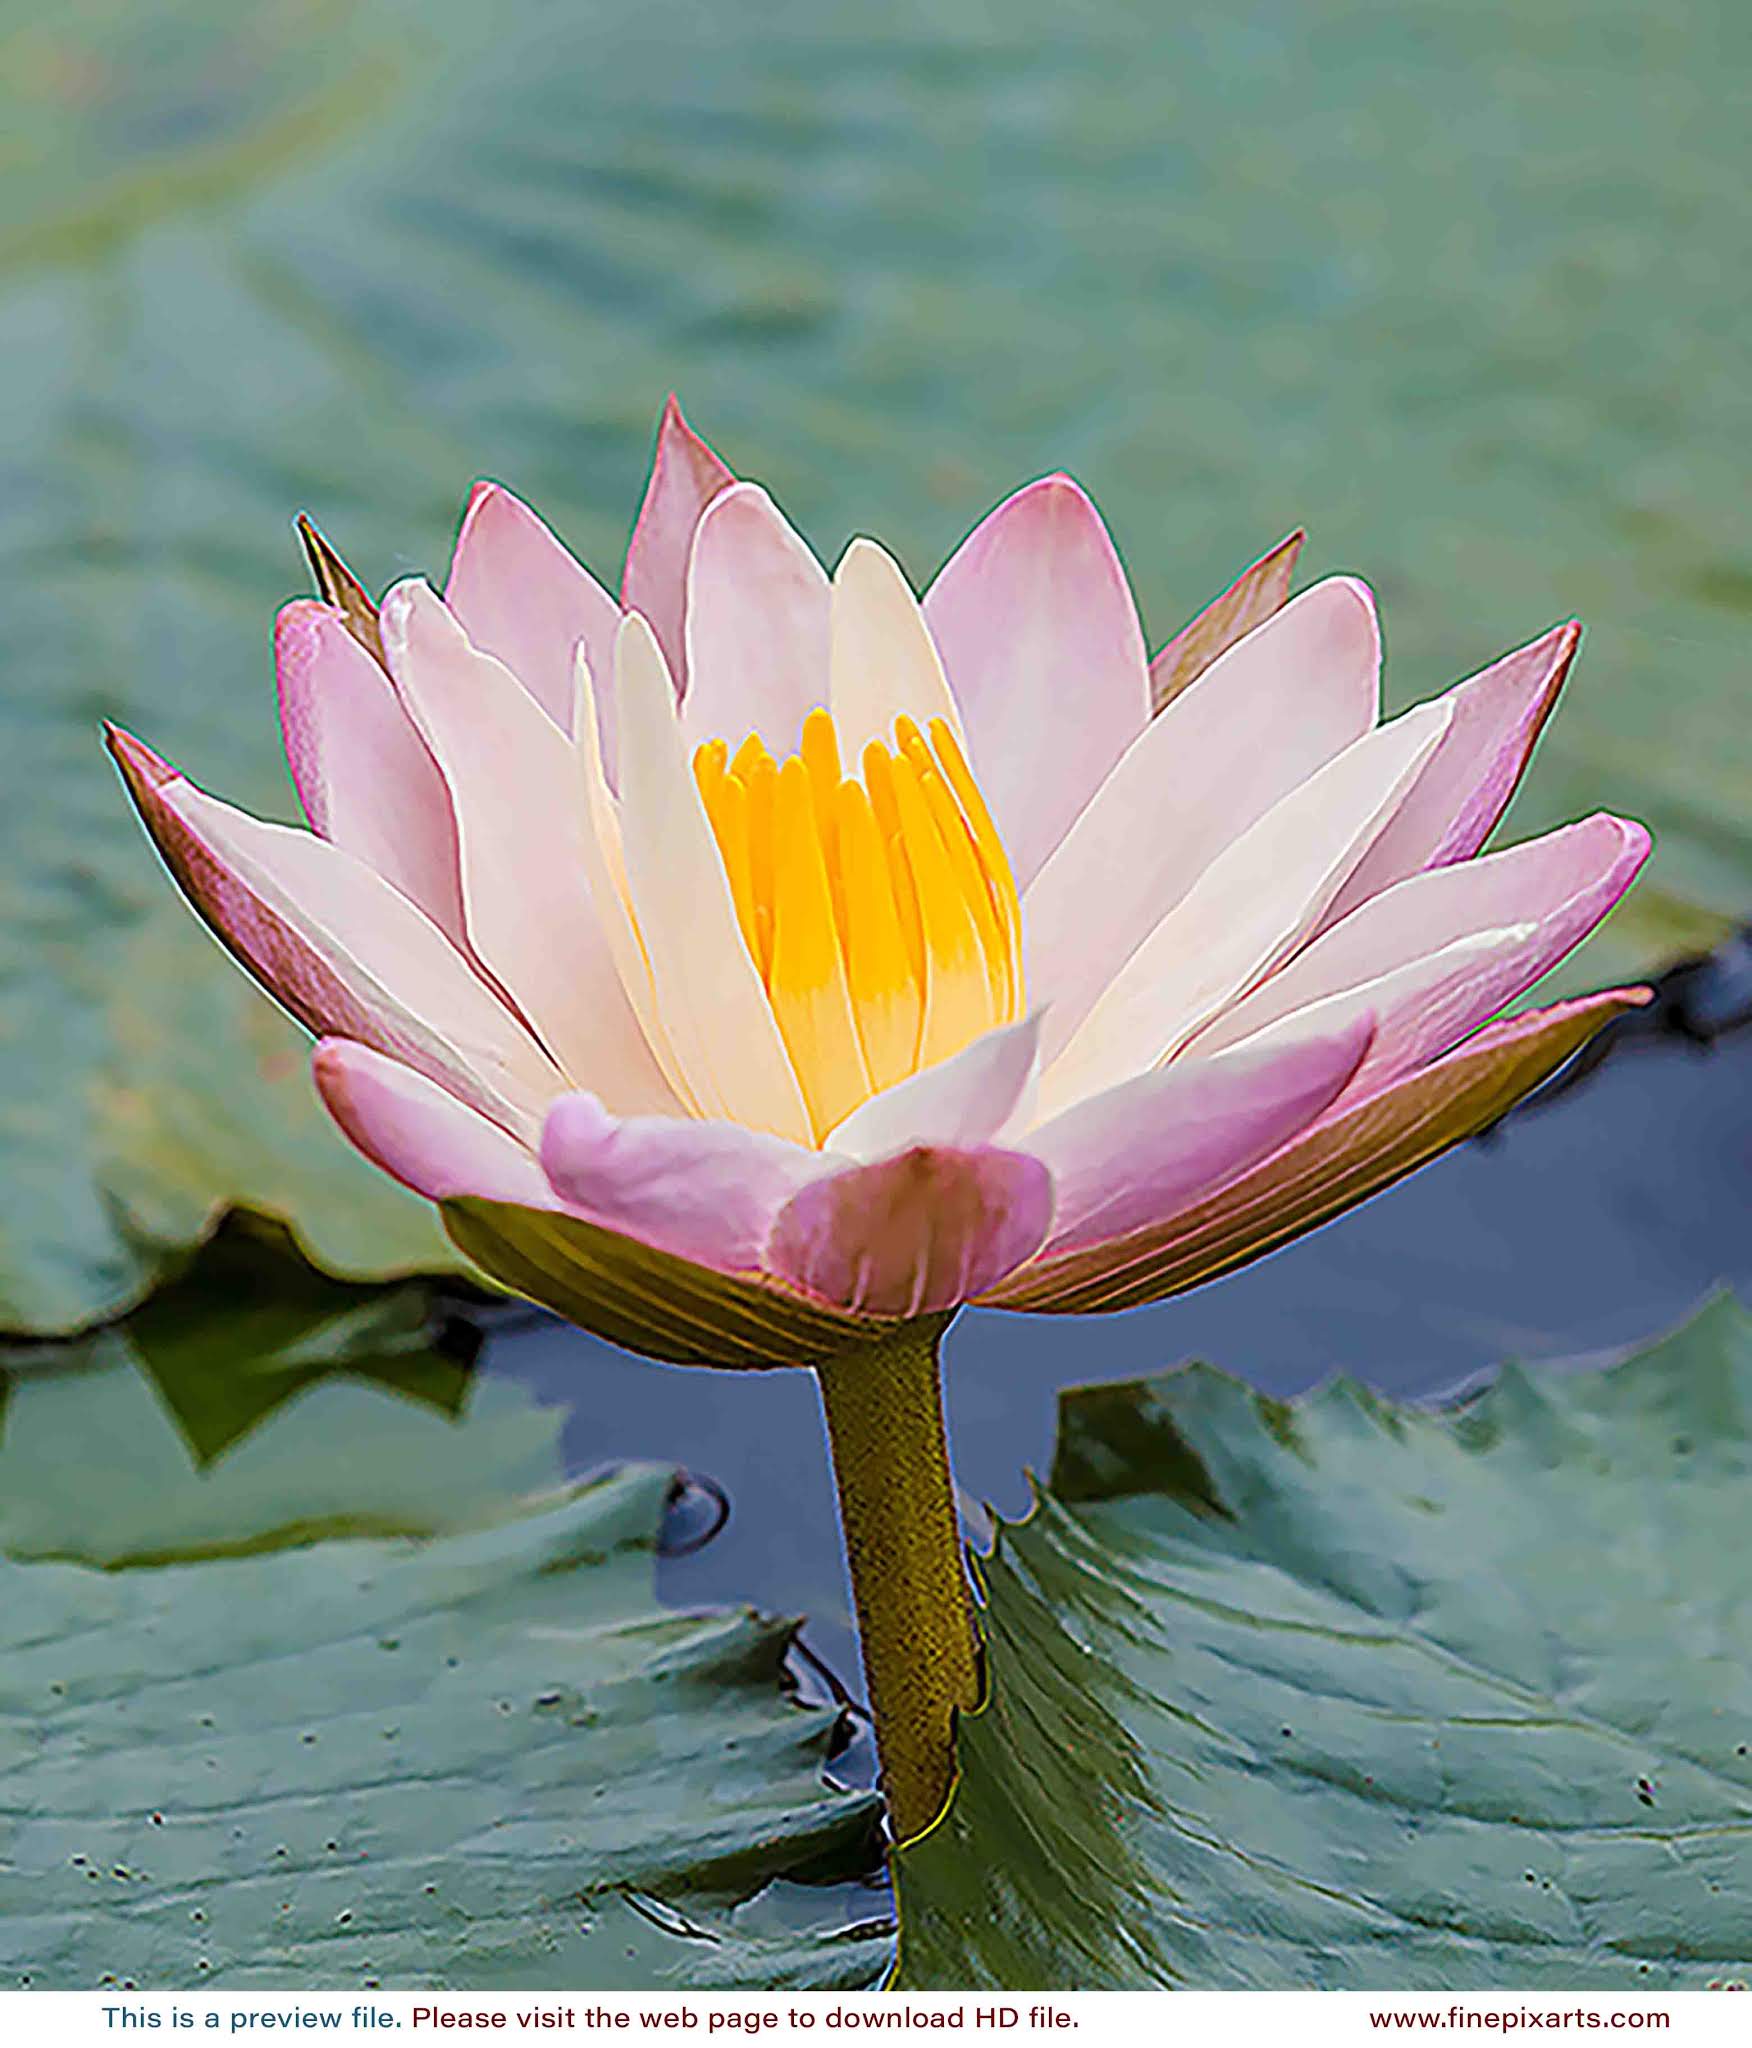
<box><xmin>924</xmin><ymin>476</ymin><xmax>1150</xmax><ymax>888</ymax></box>
<box><xmin>1027</xmin><ymin>1012</ymin><xmax>1373</xmax><ymax>1257</ymax></box>
<box><xmin>622</xmin><ymin>395</ymin><xmax>735</xmax><ymax>690</ymax></box>
<box><xmin>768</xmin><ymin>1145</ymin><xmax>1053</xmax><ymax>1317</ymax></box>
<box><xmin>275</xmin><ymin>599</ymin><xmax>467</xmax><ymax>944</ymax></box>
<box><xmin>542</xmin><ymin>1093</ymin><xmax>824</xmax><ymax>1274</ymax></box>
<box><xmin>107</xmin><ymin>726</ymin><xmax>564</xmax><ymax>1138</ymax></box>
<box><xmin>1319</xmin><ymin>621</ymin><xmax>1580</xmax><ymax>927</ymax></box>
<box><xmin>1038</xmin><ymin>701</ymin><xmax>1448</xmax><ymax>1115</ymax></box>
<box><xmin>445</xmin><ymin>482</ymin><xmax>621</xmax><ymax>737</ymax></box>
<box><xmin>1194</xmin><ymin>812</ymin><xmax>1651</xmax><ymax>1088</ymax></box>
<box><xmin>989</xmin><ymin>989</ymin><xmax>1649</xmax><ymax>1314</ymax></box>
<box><xmin>1148</xmin><ymin>528</ymin><xmax>1305</xmax><ymax>714</ymax></box>
<box><xmin>314</xmin><ymin>1039</ymin><xmax>557</xmax><ymax>1208</ymax></box>
<box><xmin>681</xmin><ymin>481</ymin><xmax>829</xmax><ymax>758</ymax></box>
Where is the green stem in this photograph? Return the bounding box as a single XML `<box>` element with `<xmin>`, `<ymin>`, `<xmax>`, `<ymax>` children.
<box><xmin>813</xmin><ymin>1315</ymin><xmax>980</xmax><ymax>1844</ymax></box>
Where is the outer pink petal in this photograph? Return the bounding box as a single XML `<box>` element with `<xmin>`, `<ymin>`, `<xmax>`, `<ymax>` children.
<box><xmin>444</xmin><ymin>483</ymin><xmax>621</xmax><ymax>738</ymax></box>
<box><xmin>766</xmin><ymin>1145</ymin><xmax>1053</xmax><ymax>1317</ymax></box>
<box><xmin>107</xmin><ymin>727</ymin><xmax>564</xmax><ymax>1138</ymax></box>
<box><xmin>275</xmin><ymin>600</ymin><xmax>467</xmax><ymax>944</ymax></box>
<box><xmin>541</xmin><ymin>1093</ymin><xmax>824</xmax><ymax>1274</ymax></box>
<box><xmin>314</xmin><ymin>1039</ymin><xmax>558</xmax><ymax>1207</ymax></box>
<box><xmin>924</xmin><ymin>476</ymin><xmax>1151</xmax><ymax>887</ymax></box>
<box><xmin>1025</xmin><ymin>577</ymin><xmax>1380</xmax><ymax>1057</ymax></box>
<box><xmin>622</xmin><ymin>395</ymin><xmax>735</xmax><ymax>690</ymax></box>
<box><xmin>1148</xmin><ymin>528</ymin><xmax>1305</xmax><ymax>714</ymax></box>
<box><xmin>380</xmin><ymin>580</ymin><xmax>681</xmax><ymax>1117</ymax></box>
<box><xmin>1319</xmin><ymin>621</ymin><xmax>1580</xmax><ymax>927</ymax></box>
<box><xmin>824</xmin><ymin>1015</ymin><xmax>1042</xmax><ymax>1161</ymax></box>
<box><xmin>1025</xmin><ymin>1014</ymin><xmax>1373</xmax><ymax>1257</ymax></box>
<box><xmin>987</xmin><ymin>990</ymin><xmax>1649</xmax><ymax>1314</ymax></box>
<box><xmin>680</xmin><ymin>481</ymin><xmax>830</xmax><ymax>756</ymax></box>
<box><xmin>1194</xmin><ymin>813</ymin><xmax>1651</xmax><ymax>1087</ymax></box>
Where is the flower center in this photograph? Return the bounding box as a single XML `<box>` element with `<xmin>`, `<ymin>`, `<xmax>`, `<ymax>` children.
<box><xmin>693</xmin><ymin>709</ymin><xmax>1024</xmax><ymax>1144</ymax></box>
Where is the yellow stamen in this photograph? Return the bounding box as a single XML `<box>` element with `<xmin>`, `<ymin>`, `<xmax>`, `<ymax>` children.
<box><xmin>928</xmin><ymin>716</ymin><xmax>1022</xmax><ymax>981</ymax></box>
<box><xmin>768</xmin><ymin>757</ymin><xmax>872</xmax><ymax>1140</ymax></box>
<box><xmin>896</xmin><ymin>717</ymin><xmax>1010</xmax><ymax>1019</ymax></box>
<box><xmin>834</xmin><ymin>780</ymin><xmax>922</xmax><ymax>1090</ymax></box>
<box><xmin>694</xmin><ymin>709</ymin><xmax>1023</xmax><ymax>1144</ymax></box>
<box><xmin>734</xmin><ymin>744</ymin><xmax>778</xmax><ymax>979</ymax></box>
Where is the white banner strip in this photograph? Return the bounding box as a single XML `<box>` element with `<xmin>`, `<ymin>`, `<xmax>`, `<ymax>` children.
<box><xmin>0</xmin><ymin>1990</ymin><xmax>1739</xmax><ymax>2048</ymax></box>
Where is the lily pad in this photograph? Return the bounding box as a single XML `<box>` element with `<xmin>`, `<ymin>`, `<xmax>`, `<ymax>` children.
<box><xmin>0</xmin><ymin>1232</ymin><xmax>887</xmax><ymax>1988</ymax></box>
<box><xmin>3</xmin><ymin>0</ymin><xmax>1748</xmax><ymax>1328</ymax></box>
<box><xmin>895</xmin><ymin>1292</ymin><xmax>1752</xmax><ymax>1989</ymax></box>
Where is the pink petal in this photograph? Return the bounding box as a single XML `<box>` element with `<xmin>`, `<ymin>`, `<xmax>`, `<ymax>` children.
<box><xmin>924</xmin><ymin>476</ymin><xmax>1150</xmax><ymax>888</ymax></box>
<box><xmin>1149</xmin><ymin>528</ymin><xmax>1305</xmax><ymax>714</ymax></box>
<box><xmin>444</xmin><ymin>482</ymin><xmax>621</xmax><ymax>738</ymax></box>
<box><xmin>621</xmin><ymin>394</ymin><xmax>735</xmax><ymax>690</ymax></box>
<box><xmin>542</xmin><ymin>1094</ymin><xmax>823</xmax><ymax>1274</ymax></box>
<box><xmin>1195</xmin><ymin>813</ymin><xmax>1651</xmax><ymax>1087</ymax></box>
<box><xmin>314</xmin><ymin>1039</ymin><xmax>557</xmax><ymax>1207</ymax></box>
<box><xmin>1026</xmin><ymin>576</ymin><xmax>1381</xmax><ymax>1059</ymax></box>
<box><xmin>107</xmin><ymin>726</ymin><xmax>563</xmax><ymax>1138</ymax></box>
<box><xmin>1026</xmin><ymin>1014</ymin><xmax>1373</xmax><ymax>1257</ymax></box>
<box><xmin>1320</xmin><ymin>621</ymin><xmax>1581</xmax><ymax>926</ymax></box>
<box><xmin>275</xmin><ymin>600</ymin><xmax>467</xmax><ymax>944</ymax></box>
<box><xmin>767</xmin><ymin>1145</ymin><xmax>1053</xmax><ymax>1317</ymax></box>
<box><xmin>380</xmin><ymin>580</ymin><xmax>681</xmax><ymax>1118</ymax></box>
<box><xmin>680</xmin><ymin>481</ymin><xmax>829</xmax><ymax>756</ymax></box>
<box><xmin>988</xmin><ymin>989</ymin><xmax>1649</xmax><ymax>1313</ymax></box>
<box><xmin>825</xmin><ymin>1015</ymin><xmax>1043</xmax><ymax>1161</ymax></box>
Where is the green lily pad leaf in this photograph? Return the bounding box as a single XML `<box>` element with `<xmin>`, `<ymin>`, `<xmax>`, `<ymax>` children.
<box><xmin>0</xmin><ymin>1237</ymin><xmax>886</xmax><ymax>1988</ymax></box>
<box><xmin>896</xmin><ymin>1293</ymin><xmax>1752</xmax><ymax>1989</ymax></box>
<box><xmin>5</xmin><ymin>0</ymin><xmax>1748</xmax><ymax>1330</ymax></box>
<box><xmin>0</xmin><ymin>1467</ymin><xmax>887</xmax><ymax>1989</ymax></box>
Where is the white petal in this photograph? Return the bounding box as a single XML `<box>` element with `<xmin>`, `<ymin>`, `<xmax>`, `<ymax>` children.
<box><xmin>614</xmin><ymin>611</ymin><xmax>814</xmax><ymax>1144</ymax></box>
<box><xmin>1190</xmin><ymin>813</ymin><xmax>1652</xmax><ymax>1086</ymax></box>
<box><xmin>380</xmin><ymin>581</ymin><xmax>680</xmax><ymax>1117</ymax></box>
<box><xmin>1036</xmin><ymin>701</ymin><xmax>1450</xmax><ymax>1116</ymax></box>
<box><xmin>828</xmin><ymin>537</ymin><xmax>966</xmax><ymax>760</ymax></box>
<box><xmin>680</xmin><ymin>481</ymin><xmax>829</xmax><ymax>755</ymax></box>
<box><xmin>570</xmin><ymin>648</ymin><xmax>700</xmax><ymax>1114</ymax></box>
<box><xmin>1025</xmin><ymin>576</ymin><xmax>1381</xmax><ymax>1060</ymax></box>
<box><xmin>825</xmin><ymin>1015</ymin><xmax>1041</xmax><ymax>1162</ymax></box>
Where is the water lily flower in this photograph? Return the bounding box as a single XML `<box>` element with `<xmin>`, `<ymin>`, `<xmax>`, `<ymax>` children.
<box><xmin>108</xmin><ymin>398</ymin><xmax>1649</xmax><ymax>1839</ymax></box>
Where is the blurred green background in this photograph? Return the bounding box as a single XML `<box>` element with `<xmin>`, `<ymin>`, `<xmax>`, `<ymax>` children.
<box><xmin>2</xmin><ymin>0</ymin><xmax>1747</xmax><ymax>1330</ymax></box>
